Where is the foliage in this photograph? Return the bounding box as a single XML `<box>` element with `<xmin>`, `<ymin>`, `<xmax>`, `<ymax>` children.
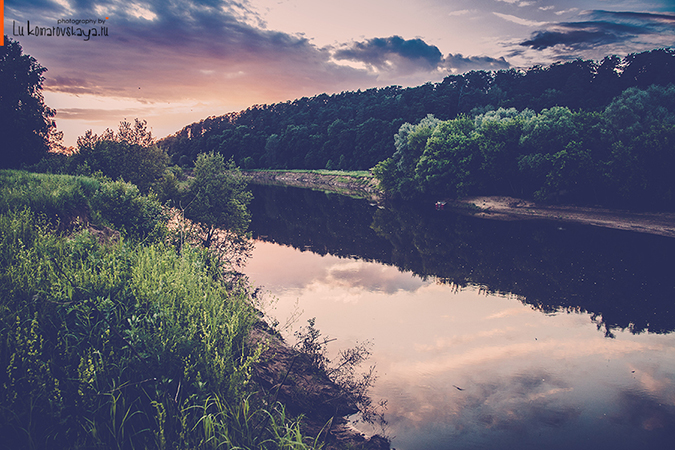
<box><xmin>0</xmin><ymin>170</ymin><xmax>98</xmax><ymax>224</ymax></box>
<box><xmin>89</xmin><ymin>179</ymin><xmax>167</xmax><ymax>242</ymax></box>
<box><xmin>158</xmin><ymin>48</ymin><xmax>675</xmax><ymax>172</ymax></box>
<box><xmin>373</xmin><ymin>85</ymin><xmax>675</xmax><ymax>211</ymax></box>
<box><xmin>293</xmin><ymin>319</ymin><xmax>386</xmax><ymax>431</ymax></box>
<box><xmin>72</xmin><ymin>119</ymin><xmax>169</xmax><ymax>194</ymax></box>
<box><xmin>0</xmin><ymin>169</ymin><xmax>167</xmax><ymax>242</ymax></box>
<box><xmin>0</xmin><ymin>206</ymin><xmax>337</xmax><ymax>449</ymax></box>
<box><xmin>0</xmin><ymin>37</ymin><xmax>61</xmax><ymax>169</ymax></box>
<box><xmin>184</xmin><ymin>152</ymin><xmax>253</xmax><ymax>248</ymax></box>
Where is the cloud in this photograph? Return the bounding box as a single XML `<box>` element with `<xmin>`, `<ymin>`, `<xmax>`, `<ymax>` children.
<box><xmin>333</xmin><ymin>35</ymin><xmax>444</xmax><ymax>73</ymax></box>
<box><xmin>445</xmin><ymin>53</ymin><xmax>511</xmax><ymax>71</ymax></box>
<box><xmin>519</xmin><ymin>10</ymin><xmax>675</xmax><ymax>51</ymax></box>
<box><xmin>495</xmin><ymin>0</ymin><xmax>535</xmax><ymax>7</ymax></box>
<box><xmin>320</xmin><ymin>260</ymin><xmax>427</xmax><ymax>294</ymax></box>
<box><xmin>520</xmin><ymin>21</ymin><xmax>643</xmax><ymax>50</ymax></box>
<box><xmin>610</xmin><ymin>389</ymin><xmax>675</xmax><ymax>431</ymax></box>
<box><xmin>555</xmin><ymin>8</ymin><xmax>579</xmax><ymax>16</ymax></box>
<box><xmin>448</xmin><ymin>9</ymin><xmax>473</xmax><ymax>17</ymax></box>
<box><xmin>333</xmin><ymin>36</ymin><xmax>511</xmax><ymax>77</ymax></box>
<box><xmin>493</xmin><ymin>12</ymin><xmax>548</xmax><ymax>27</ymax></box>
<box><xmin>6</xmin><ymin>0</ymin><xmax>373</xmax><ymax>104</ymax></box>
<box><xmin>384</xmin><ymin>369</ymin><xmax>580</xmax><ymax>434</ymax></box>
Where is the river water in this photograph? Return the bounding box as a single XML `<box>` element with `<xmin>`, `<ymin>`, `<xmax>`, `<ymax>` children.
<box><xmin>242</xmin><ymin>184</ymin><xmax>675</xmax><ymax>450</ymax></box>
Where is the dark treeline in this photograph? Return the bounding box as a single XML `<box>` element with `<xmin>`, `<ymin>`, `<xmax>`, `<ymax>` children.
<box><xmin>249</xmin><ymin>185</ymin><xmax>675</xmax><ymax>337</ymax></box>
<box><xmin>159</xmin><ymin>48</ymin><xmax>675</xmax><ymax>173</ymax></box>
<box><xmin>375</xmin><ymin>83</ymin><xmax>675</xmax><ymax>210</ymax></box>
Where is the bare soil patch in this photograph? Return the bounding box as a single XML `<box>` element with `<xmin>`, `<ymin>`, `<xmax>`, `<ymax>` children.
<box><xmin>451</xmin><ymin>196</ymin><xmax>675</xmax><ymax>238</ymax></box>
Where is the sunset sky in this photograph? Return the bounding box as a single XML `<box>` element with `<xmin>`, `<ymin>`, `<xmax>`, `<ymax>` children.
<box><xmin>5</xmin><ymin>0</ymin><xmax>675</xmax><ymax>147</ymax></box>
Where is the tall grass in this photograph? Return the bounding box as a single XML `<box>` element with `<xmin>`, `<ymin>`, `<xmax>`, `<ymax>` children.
<box><xmin>0</xmin><ymin>170</ymin><xmax>340</xmax><ymax>449</ymax></box>
<box><xmin>0</xmin><ymin>206</ymin><xmax>322</xmax><ymax>449</ymax></box>
<box><xmin>0</xmin><ymin>169</ymin><xmax>166</xmax><ymax>241</ymax></box>
<box><xmin>0</xmin><ymin>169</ymin><xmax>99</xmax><ymax>223</ymax></box>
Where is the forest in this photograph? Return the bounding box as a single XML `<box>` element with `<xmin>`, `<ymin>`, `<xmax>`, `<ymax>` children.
<box><xmin>158</xmin><ymin>48</ymin><xmax>675</xmax><ymax>177</ymax></box>
<box><xmin>374</xmin><ymin>85</ymin><xmax>675</xmax><ymax>210</ymax></box>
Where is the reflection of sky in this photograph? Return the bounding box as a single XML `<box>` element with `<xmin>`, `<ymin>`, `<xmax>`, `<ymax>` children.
<box><xmin>244</xmin><ymin>240</ymin><xmax>675</xmax><ymax>450</ymax></box>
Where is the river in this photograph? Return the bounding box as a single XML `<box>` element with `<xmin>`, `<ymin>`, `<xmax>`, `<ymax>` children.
<box><xmin>242</xmin><ymin>184</ymin><xmax>675</xmax><ymax>450</ymax></box>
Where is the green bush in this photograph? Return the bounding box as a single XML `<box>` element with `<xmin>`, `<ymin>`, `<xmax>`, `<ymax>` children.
<box><xmin>0</xmin><ymin>169</ymin><xmax>99</xmax><ymax>225</ymax></box>
<box><xmin>90</xmin><ymin>179</ymin><xmax>167</xmax><ymax>241</ymax></box>
<box><xmin>0</xmin><ymin>170</ymin><xmax>168</xmax><ymax>241</ymax></box>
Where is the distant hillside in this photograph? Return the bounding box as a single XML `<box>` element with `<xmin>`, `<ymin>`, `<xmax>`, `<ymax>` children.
<box><xmin>158</xmin><ymin>48</ymin><xmax>675</xmax><ymax>171</ymax></box>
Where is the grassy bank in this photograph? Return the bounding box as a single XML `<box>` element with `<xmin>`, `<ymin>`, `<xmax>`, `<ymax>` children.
<box><xmin>0</xmin><ymin>170</ymin><xmax>322</xmax><ymax>449</ymax></box>
<box><xmin>242</xmin><ymin>170</ymin><xmax>382</xmax><ymax>200</ymax></box>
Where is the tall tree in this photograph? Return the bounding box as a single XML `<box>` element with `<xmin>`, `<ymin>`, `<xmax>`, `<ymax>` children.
<box><xmin>0</xmin><ymin>37</ymin><xmax>60</xmax><ymax>168</ymax></box>
<box><xmin>184</xmin><ymin>152</ymin><xmax>252</xmax><ymax>248</ymax></box>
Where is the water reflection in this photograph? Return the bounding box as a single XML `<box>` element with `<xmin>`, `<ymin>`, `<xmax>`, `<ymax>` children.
<box><xmin>248</xmin><ymin>184</ymin><xmax>675</xmax><ymax>336</ymax></box>
<box><xmin>244</xmin><ymin>185</ymin><xmax>675</xmax><ymax>449</ymax></box>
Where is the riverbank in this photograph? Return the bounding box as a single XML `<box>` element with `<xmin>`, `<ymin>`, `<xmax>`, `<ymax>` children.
<box><xmin>242</xmin><ymin>170</ymin><xmax>383</xmax><ymax>201</ymax></box>
<box><xmin>241</xmin><ymin>170</ymin><xmax>675</xmax><ymax>239</ymax></box>
<box><xmin>450</xmin><ymin>196</ymin><xmax>675</xmax><ymax>238</ymax></box>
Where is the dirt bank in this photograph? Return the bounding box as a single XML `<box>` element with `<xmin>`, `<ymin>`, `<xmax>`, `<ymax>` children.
<box><xmin>248</xmin><ymin>323</ymin><xmax>389</xmax><ymax>450</ymax></box>
<box><xmin>242</xmin><ymin>171</ymin><xmax>383</xmax><ymax>201</ymax></box>
<box><xmin>450</xmin><ymin>196</ymin><xmax>675</xmax><ymax>238</ymax></box>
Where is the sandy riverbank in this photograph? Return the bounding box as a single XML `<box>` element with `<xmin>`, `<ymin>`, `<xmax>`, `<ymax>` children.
<box><xmin>450</xmin><ymin>196</ymin><xmax>675</xmax><ymax>238</ymax></box>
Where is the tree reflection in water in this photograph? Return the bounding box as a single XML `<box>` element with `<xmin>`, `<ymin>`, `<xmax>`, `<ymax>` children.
<box><xmin>249</xmin><ymin>184</ymin><xmax>675</xmax><ymax>336</ymax></box>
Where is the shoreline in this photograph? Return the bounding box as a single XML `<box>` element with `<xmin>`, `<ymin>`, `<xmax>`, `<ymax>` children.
<box><xmin>449</xmin><ymin>196</ymin><xmax>675</xmax><ymax>239</ymax></box>
<box><xmin>239</xmin><ymin>171</ymin><xmax>675</xmax><ymax>238</ymax></box>
<box><xmin>242</xmin><ymin>170</ymin><xmax>383</xmax><ymax>201</ymax></box>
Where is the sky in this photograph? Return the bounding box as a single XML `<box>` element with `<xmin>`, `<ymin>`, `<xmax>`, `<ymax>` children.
<box><xmin>4</xmin><ymin>0</ymin><xmax>675</xmax><ymax>147</ymax></box>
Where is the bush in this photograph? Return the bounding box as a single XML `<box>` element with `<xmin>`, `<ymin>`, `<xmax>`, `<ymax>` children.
<box><xmin>0</xmin><ymin>169</ymin><xmax>99</xmax><ymax>225</ymax></box>
<box><xmin>91</xmin><ymin>180</ymin><xmax>167</xmax><ymax>241</ymax></box>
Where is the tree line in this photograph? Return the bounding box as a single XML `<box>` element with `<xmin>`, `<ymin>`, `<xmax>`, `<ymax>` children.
<box><xmin>374</xmin><ymin>83</ymin><xmax>675</xmax><ymax>210</ymax></box>
<box><xmin>158</xmin><ymin>48</ymin><xmax>675</xmax><ymax>174</ymax></box>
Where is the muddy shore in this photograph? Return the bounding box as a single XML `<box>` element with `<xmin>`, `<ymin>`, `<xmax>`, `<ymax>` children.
<box><xmin>449</xmin><ymin>196</ymin><xmax>675</xmax><ymax>239</ymax></box>
<box><xmin>249</xmin><ymin>323</ymin><xmax>389</xmax><ymax>450</ymax></box>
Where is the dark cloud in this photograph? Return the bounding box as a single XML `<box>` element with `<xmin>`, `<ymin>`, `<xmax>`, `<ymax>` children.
<box><xmin>333</xmin><ymin>36</ymin><xmax>511</xmax><ymax>77</ymax></box>
<box><xmin>520</xmin><ymin>10</ymin><xmax>675</xmax><ymax>51</ymax></box>
<box><xmin>54</xmin><ymin>108</ymin><xmax>147</xmax><ymax>121</ymax></box>
<box><xmin>521</xmin><ymin>22</ymin><xmax>642</xmax><ymax>50</ymax></box>
<box><xmin>610</xmin><ymin>389</ymin><xmax>675</xmax><ymax>431</ymax></box>
<box><xmin>333</xmin><ymin>35</ymin><xmax>444</xmax><ymax>71</ymax></box>
<box><xmin>444</xmin><ymin>53</ymin><xmax>510</xmax><ymax>71</ymax></box>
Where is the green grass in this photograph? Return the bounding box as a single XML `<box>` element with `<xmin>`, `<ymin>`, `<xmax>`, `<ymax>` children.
<box><xmin>0</xmin><ymin>169</ymin><xmax>166</xmax><ymax>242</ymax></box>
<box><xmin>0</xmin><ymin>171</ymin><xmax>327</xmax><ymax>449</ymax></box>
<box><xmin>247</xmin><ymin>169</ymin><xmax>372</xmax><ymax>178</ymax></box>
<box><xmin>0</xmin><ymin>208</ymin><xmax>264</xmax><ymax>448</ymax></box>
<box><xmin>0</xmin><ymin>169</ymin><xmax>100</xmax><ymax>221</ymax></box>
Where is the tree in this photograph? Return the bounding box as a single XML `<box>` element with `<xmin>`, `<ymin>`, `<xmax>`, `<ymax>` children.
<box><xmin>74</xmin><ymin>119</ymin><xmax>169</xmax><ymax>193</ymax></box>
<box><xmin>0</xmin><ymin>36</ymin><xmax>60</xmax><ymax>168</ymax></box>
<box><xmin>184</xmin><ymin>152</ymin><xmax>253</xmax><ymax>249</ymax></box>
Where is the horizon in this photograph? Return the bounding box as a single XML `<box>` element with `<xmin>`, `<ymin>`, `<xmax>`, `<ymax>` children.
<box><xmin>4</xmin><ymin>0</ymin><xmax>675</xmax><ymax>147</ymax></box>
